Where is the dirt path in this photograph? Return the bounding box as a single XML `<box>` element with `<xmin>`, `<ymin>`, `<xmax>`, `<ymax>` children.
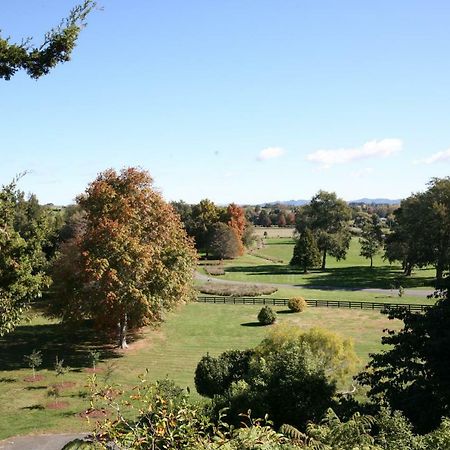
<box><xmin>0</xmin><ymin>433</ymin><xmax>89</xmax><ymax>450</ymax></box>
<box><xmin>195</xmin><ymin>272</ymin><xmax>435</xmax><ymax>299</ymax></box>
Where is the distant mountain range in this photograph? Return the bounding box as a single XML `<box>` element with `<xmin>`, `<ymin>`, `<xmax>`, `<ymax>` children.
<box><xmin>261</xmin><ymin>198</ymin><xmax>402</xmax><ymax>207</ymax></box>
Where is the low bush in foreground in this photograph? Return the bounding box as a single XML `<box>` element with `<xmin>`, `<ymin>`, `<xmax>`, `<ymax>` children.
<box><xmin>197</xmin><ymin>282</ymin><xmax>277</xmax><ymax>297</ymax></box>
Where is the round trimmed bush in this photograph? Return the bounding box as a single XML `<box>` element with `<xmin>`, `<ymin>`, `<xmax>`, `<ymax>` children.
<box><xmin>258</xmin><ymin>306</ymin><xmax>276</xmax><ymax>325</ymax></box>
<box><xmin>288</xmin><ymin>297</ymin><xmax>308</xmax><ymax>313</ymax></box>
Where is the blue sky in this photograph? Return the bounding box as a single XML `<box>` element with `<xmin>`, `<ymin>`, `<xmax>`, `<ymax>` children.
<box><xmin>1</xmin><ymin>0</ymin><xmax>450</xmax><ymax>205</ymax></box>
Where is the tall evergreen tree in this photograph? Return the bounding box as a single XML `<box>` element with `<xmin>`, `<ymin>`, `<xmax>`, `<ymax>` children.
<box><xmin>290</xmin><ymin>229</ymin><xmax>321</xmax><ymax>273</ymax></box>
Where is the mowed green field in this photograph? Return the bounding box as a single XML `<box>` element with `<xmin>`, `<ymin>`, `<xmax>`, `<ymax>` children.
<box><xmin>224</xmin><ymin>237</ymin><xmax>436</xmax><ymax>291</ymax></box>
<box><xmin>0</xmin><ymin>302</ymin><xmax>400</xmax><ymax>440</ymax></box>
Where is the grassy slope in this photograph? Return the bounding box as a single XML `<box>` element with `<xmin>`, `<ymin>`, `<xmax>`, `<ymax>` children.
<box><xmin>0</xmin><ymin>302</ymin><xmax>400</xmax><ymax>439</ymax></box>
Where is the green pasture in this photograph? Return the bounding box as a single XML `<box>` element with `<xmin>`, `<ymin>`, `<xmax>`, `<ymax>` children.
<box><xmin>0</xmin><ymin>302</ymin><xmax>401</xmax><ymax>440</ymax></box>
<box><xmin>222</xmin><ymin>237</ymin><xmax>436</xmax><ymax>291</ymax></box>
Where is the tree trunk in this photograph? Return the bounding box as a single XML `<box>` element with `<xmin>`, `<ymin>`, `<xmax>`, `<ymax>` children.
<box><xmin>436</xmin><ymin>264</ymin><xmax>444</xmax><ymax>287</ymax></box>
<box><xmin>321</xmin><ymin>249</ymin><xmax>327</xmax><ymax>270</ymax></box>
<box><xmin>118</xmin><ymin>314</ymin><xmax>128</xmax><ymax>349</ymax></box>
<box><xmin>404</xmin><ymin>262</ymin><xmax>412</xmax><ymax>276</ymax></box>
<box><xmin>370</xmin><ymin>256</ymin><xmax>373</xmax><ymax>268</ymax></box>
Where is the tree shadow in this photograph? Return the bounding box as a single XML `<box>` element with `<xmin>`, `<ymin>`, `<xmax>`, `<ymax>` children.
<box><xmin>240</xmin><ymin>322</ymin><xmax>265</xmax><ymax>327</ymax></box>
<box><xmin>0</xmin><ymin>320</ymin><xmax>122</xmax><ymax>372</ymax></box>
<box><xmin>297</xmin><ymin>266</ymin><xmax>435</xmax><ymax>289</ymax></box>
<box><xmin>25</xmin><ymin>385</ymin><xmax>48</xmax><ymax>390</ymax></box>
<box><xmin>21</xmin><ymin>404</ymin><xmax>45</xmax><ymax>410</ymax></box>
<box><xmin>0</xmin><ymin>377</ymin><xmax>16</xmax><ymax>383</ymax></box>
<box><xmin>276</xmin><ymin>310</ymin><xmax>295</xmax><ymax>314</ymax></box>
<box><xmin>225</xmin><ymin>264</ymin><xmax>435</xmax><ymax>289</ymax></box>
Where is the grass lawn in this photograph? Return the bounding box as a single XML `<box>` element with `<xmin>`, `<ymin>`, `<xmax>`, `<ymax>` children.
<box><xmin>0</xmin><ymin>302</ymin><xmax>401</xmax><ymax>440</ymax></box>
<box><xmin>222</xmin><ymin>237</ymin><xmax>436</xmax><ymax>291</ymax></box>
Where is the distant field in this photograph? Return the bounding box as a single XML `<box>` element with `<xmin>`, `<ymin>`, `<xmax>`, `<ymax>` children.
<box><xmin>229</xmin><ymin>237</ymin><xmax>436</xmax><ymax>291</ymax></box>
<box><xmin>0</xmin><ymin>302</ymin><xmax>401</xmax><ymax>439</ymax></box>
<box><xmin>253</xmin><ymin>227</ymin><xmax>295</xmax><ymax>238</ymax></box>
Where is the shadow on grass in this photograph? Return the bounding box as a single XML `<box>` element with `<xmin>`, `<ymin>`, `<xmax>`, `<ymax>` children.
<box><xmin>0</xmin><ymin>377</ymin><xmax>16</xmax><ymax>383</ymax></box>
<box><xmin>25</xmin><ymin>385</ymin><xmax>48</xmax><ymax>390</ymax></box>
<box><xmin>21</xmin><ymin>404</ymin><xmax>45</xmax><ymax>410</ymax></box>
<box><xmin>276</xmin><ymin>310</ymin><xmax>295</xmax><ymax>315</ymax></box>
<box><xmin>226</xmin><ymin>264</ymin><xmax>436</xmax><ymax>289</ymax></box>
<box><xmin>0</xmin><ymin>320</ymin><xmax>125</xmax><ymax>372</ymax></box>
<box><xmin>241</xmin><ymin>322</ymin><xmax>265</xmax><ymax>327</ymax></box>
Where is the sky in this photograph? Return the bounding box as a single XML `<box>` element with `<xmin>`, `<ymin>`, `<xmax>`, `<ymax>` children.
<box><xmin>1</xmin><ymin>0</ymin><xmax>450</xmax><ymax>205</ymax></box>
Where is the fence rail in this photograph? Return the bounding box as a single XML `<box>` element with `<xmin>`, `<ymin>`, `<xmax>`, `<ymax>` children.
<box><xmin>196</xmin><ymin>295</ymin><xmax>430</xmax><ymax>312</ymax></box>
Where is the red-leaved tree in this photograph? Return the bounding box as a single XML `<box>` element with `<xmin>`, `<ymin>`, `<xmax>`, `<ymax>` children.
<box><xmin>227</xmin><ymin>203</ymin><xmax>246</xmax><ymax>256</ymax></box>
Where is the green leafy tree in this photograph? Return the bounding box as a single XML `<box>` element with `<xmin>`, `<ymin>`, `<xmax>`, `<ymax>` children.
<box><xmin>0</xmin><ymin>181</ymin><xmax>51</xmax><ymax>336</ymax></box>
<box><xmin>290</xmin><ymin>228</ymin><xmax>321</xmax><ymax>273</ymax></box>
<box><xmin>357</xmin><ymin>284</ymin><xmax>450</xmax><ymax>432</ymax></box>
<box><xmin>384</xmin><ymin>178</ymin><xmax>450</xmax><ymax>284</ymax></box>
<box><xmin>201</xmin><ymin>325</ymin><xmax>357</xmax><ymax>430</ymax></box>
<box><xmin>360</xmin><ymin>214</ymin><xmax>384</xmax><ymax>267</ymax></box>
<box><xmin>0</xmin><ymin>1</ymin><xmax>95</xmax><ymax>80</ymax></box>
<box><xmin>51</xmin><ymin>168</ymin><xmax>197</xmax><ymax>348</ymax></box>
<box><xmin>191</xmin><ymin>199</ymin><xmax>220</xmax><ymax>253</ymax></box>
<box><xmin>296</xmin><ymin>191</ymin><xmax>352</xmax><ymax>269</ymax></box>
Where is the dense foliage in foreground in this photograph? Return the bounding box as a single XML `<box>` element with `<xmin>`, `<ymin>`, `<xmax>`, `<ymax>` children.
<box><xmin>64</xmin><ymin>378</ymin><xmax>450</xmax><ymax>450</ymax></box>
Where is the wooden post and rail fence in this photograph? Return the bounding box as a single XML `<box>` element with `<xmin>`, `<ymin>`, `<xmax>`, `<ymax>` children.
<box><xmin>196</xmin><ymin>295</ymin><xmax>430</xmax><ymax>312</ymax></box>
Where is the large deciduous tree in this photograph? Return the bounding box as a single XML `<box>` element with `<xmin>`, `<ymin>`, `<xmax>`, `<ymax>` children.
<box><xmin>207</xmin><ymin>222</ymin><xmax>241</xmax><ymax>259</ymax></box>
<box><xmin>1</xmin><ymin>1</ymin><xmax>95</xmax><ymax>80</ymax></box>
<box><xmin>51</xmin><ymin>168</ymin><xmax>197</xmax><ymax>348</ymax></box>
<box><xmin>0</xmin><ymin>181</ymin><xmax>51</xmax><ymax>335</ymax></box>
<box><xmin>190</xmin><ymin>199</ymin><xmax>219</xmax><ymax>253</ymax></box>
<box><xmin>359</xmin><ymin>214</ymin><xmax>384</xmax><ymax>268</ymax></box>
<box><xmin>384</xmin><ymin>177</ymin><xmax>450</xmax><ymax>284</ymax></box>
<box><xmin>296</xmin><ymin>191</ymin><xmax>352</xmax><ymax>270</ymax></box>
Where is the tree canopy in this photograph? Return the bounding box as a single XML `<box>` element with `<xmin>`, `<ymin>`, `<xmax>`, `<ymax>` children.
<box><xmin>357</xmin><ymin>283</ymin><xmax>450</xmax><ymax>433</ymax></box>
<box><xmin>0</xmin><ymin>1</ymin><xmax>95</xmax><ymax>80</ymax></box>
<box><xmin>51</xmin><ymin>168</ymin><xmax>197</xmax><ymax>348</ymax></box>
<box><xmin>0</xmin><ymin>180</ymin><xmax>52</xmax><ymax>335</ymax></box>
<box><xmin>295</xmin><ymin>191</ymin><xmax>352</xmax><ymax>269</ymax></box>
<box><xmin>384</xmin><ymin>177</ymin><xmax>450</xmax><ymax>284</ymax></box>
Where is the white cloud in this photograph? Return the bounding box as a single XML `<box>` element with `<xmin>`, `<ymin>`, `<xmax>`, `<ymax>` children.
<box><xmin>257</xmin><ymin>147</ymin><xmax>285</xmax><ymax>161</ymax></box>
<box><xmin>413</xmin><ymin>148</ymin><xmax>450</xmax><ymax>165</ymax></box>
<box><xmin>351</xmin><ymin>167</ymin><xmax>374</xmax><ymax>178</ymax></box>
<box><xmin>306</xmin><ymin>138</ymin><xmax>403</xmax><ymax>168</ymax></box>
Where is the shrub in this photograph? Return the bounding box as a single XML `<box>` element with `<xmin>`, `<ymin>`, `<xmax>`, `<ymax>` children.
<box><xmin>204</xmin><ymin>265</ymin><xmax>225</xmax><ymax>276</ymax></box>
<box><xmin>288</xmin><ymin>296</ymin><xmax>308</xmax><ymax>312</ymax></box>
<box><xmin>195</xmin><ymin>350</ymin><xmax>253</xmax><ymax>398</ymax></box>
<box><xmin>258</xmin><ymin>306</ymin><xmax>276</xmax><ymax>325</ymax></box>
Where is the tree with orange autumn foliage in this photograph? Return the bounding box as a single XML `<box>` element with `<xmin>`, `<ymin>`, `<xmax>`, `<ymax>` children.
<box><xmin>51</xmin><ymin>168</ymin><xmax>197</xmax><ymax>348</ymax></box>
<box><xmin>226</xmin><ymin>203</ymin><xmax>246</xmax><ymax>256</ymax></box>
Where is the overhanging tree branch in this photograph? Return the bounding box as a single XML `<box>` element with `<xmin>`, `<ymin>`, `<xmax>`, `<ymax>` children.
<box><xmin>0</xmin><ymin>0</ymin><xmax>96</xmax><ymax>80</ymax></box>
